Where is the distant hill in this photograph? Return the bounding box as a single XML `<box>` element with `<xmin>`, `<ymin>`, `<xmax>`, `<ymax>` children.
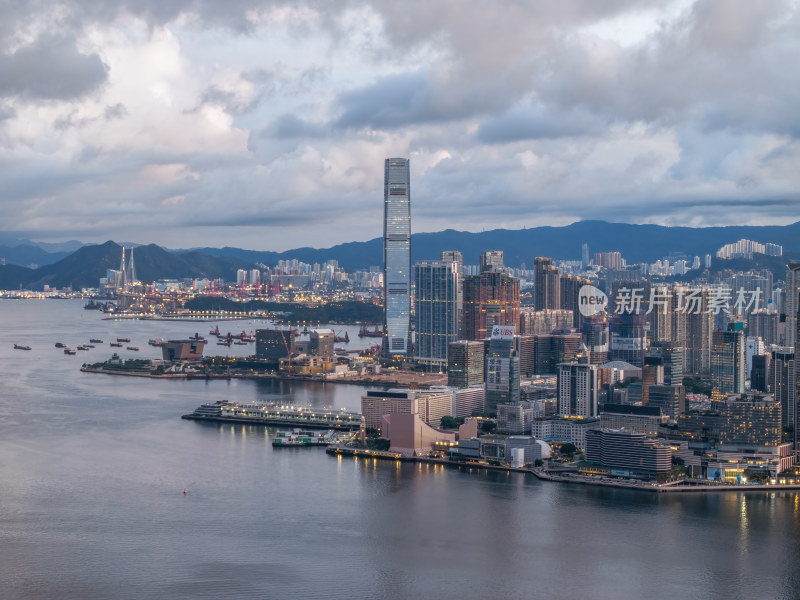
<box><xmin>192</xmin><ymin>220</ymin><xmax>800</xmax><ymax>271</ymax></box>
<box><xmin>0</xmin><ymin>241</ymin><xmax>256</xmax><ymax>290</ymax></box>
<box><xmin>0</xmin><ymin>244</ymin><xmax>71</xmax><ymax>267</ymax></box>
<box><xmin>3</xmin><ymin>220</ymin><xmax>800</xmax><ymax>290</ymax></box>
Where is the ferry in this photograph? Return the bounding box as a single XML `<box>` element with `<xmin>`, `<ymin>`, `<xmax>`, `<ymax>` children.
<box><xmin>272</xmin><ymin>429</ymin><xmax>343</xmax><ymax>447</ymax></box>
<box><xmin>182</xmin><ymin>401</ymin><xmax>362</xmax><ymax>431</ymax></box>
<box><xmin>13</xmin><ymin>344</ymin><xmax>32</xmax><ymax>351</ymax></box>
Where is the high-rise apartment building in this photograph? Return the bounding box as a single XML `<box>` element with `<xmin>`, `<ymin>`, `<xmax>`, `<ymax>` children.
<box><xmin>414</xmin><ymin>260</ymin><xmax>460</xmax><ymax>368</ymax></box>
<box><xmin>440</xmin><ymin>250</ymin><xmax>464</xmax><ymax>338</ymax></box>
<box><xmin>711</xmin><ymin>322</ymin><xmax>746</xmax><ymax>401</ymax></box>
<box><xmin>534</xmin><ymin>257</ymin><xmax>560</xmax><ymax>310</ymax></box>
<box><xmin>383</xmin><ymin>158</ymin><xmax>411</xmax><ymax>359</ymax></box>
<box><xmin>561</xmin><ymin>273</ymin><xmax>591</xmax><ymax>328</ymax></box>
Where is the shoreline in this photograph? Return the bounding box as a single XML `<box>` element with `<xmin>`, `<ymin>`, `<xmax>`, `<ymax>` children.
<box><xmin>327</xmin><ymin>446</ymin><xmax>800</xmax><ymax>495</ymax></box>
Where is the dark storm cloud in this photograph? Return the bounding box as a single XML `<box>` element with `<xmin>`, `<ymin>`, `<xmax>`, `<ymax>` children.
<box><xmin>0</xmin><ymin>34</ymin><xmax>108</xmax><ymax>100</ymax></box>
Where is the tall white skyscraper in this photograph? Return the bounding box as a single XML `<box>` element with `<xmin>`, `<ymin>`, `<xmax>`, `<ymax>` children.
<box><xmin>383</xmin><ymin>158</ymin><xmax>411</xmax><ymax>358</ymax></box>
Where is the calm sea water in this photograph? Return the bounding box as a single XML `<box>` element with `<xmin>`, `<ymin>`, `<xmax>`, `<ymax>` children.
<box><xmin>1</xmin><ymin>299</ymin><xmax>799</xmax><ymax>599</ymax></box>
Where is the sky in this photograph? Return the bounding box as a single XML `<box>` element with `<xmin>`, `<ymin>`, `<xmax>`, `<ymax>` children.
<box><xmin>1</xmin><ymin>0</ymin><xmax>799</xmax><ymax>251</ymax></box>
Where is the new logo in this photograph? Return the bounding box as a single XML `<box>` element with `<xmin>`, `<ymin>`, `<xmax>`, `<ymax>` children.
<box><xmin>578</xmin><ymin>285</ymin><xmax>608</xmax><ymax>317</ymax></box>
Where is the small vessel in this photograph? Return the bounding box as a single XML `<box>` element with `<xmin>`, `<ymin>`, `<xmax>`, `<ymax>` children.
<box><xmin>55</xmin><ymin>342</ymin><xmax>65</xmax><ymax>348</ymax></box>
<box><xmin>358</xmin><ymin>325</ymin><xmax>383</xmax><ymax>338</ymax></box>
<box><xmin>110</xmin><ymin>342</ymin><xmax>123</xmax><ymax>347</ymax></box>
<box><xmin>89</xmin><ymin>338</ymin><xmax>103</xmax><ymax>344</ymax></box>
<box><xmin>127</xmin><ymin>346</ymin><xmax>139</xmax><ymax>351</ymax></box>
<box><xmin>86</xmin><ymin>344</ymin><xmax>95</xmax><ymax>348</ymax></box>
<box><xmin>189</xmin><ymin>333</ymin><xmax>206</xmax><ymax>342</ymax></box>
<box><xmin>64</xmin><ymin>347</ymin><xmax>77</xmax><ymax>355</ymax></box>
<box><xmin>210</xmin><ymin>325</ymin><xmax>220</xmax><ymax>336</ymax></box>
<box><xmin>148</xmin><ymin>338</ymin><xmax>166</xmax><ymax>346</ymax></box>
<box><xmin>272</xmin><ymin>429</ymin><xmax>335</xmax><ymax>447</ymax></box>
<box><xmin>13</xmin><ymin>344</ymin><xmax>32</xmax><ymax>351</ymax></box>
<box><xmin>77</xmin><ymin>345</ymin><xmax>90</xmax><ymax>351</ymax></box>
<box><xmin>117</xmin><ymin>337</ymin><xmax>131</xmax><ymax>343</ymax></box>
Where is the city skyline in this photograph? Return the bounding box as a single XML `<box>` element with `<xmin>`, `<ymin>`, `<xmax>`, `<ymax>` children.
<box><xmin>1</xmin><ymin>1</ymin><xmax>799</xmax><ymax>250</ymax></box>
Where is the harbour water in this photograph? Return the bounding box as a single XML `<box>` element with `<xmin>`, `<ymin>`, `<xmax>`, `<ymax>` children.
<box><xmin>1</xmin><ymin>299</ymin><xmax>799</xmax><ymax>599</ymax></box>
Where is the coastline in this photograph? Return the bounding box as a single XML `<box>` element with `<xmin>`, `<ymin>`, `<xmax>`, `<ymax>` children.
<box><xmin>326</xmin><ymin>446</ymin><xmax>800</xmax><ymax>495</ymax></box>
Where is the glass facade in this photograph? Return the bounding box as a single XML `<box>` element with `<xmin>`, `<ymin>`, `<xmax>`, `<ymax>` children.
<box><xmin>383</xmin><ymin>158</ymin><xmax>411</xmax><ymax>357</ymax></box>
<box><xmin>414</xmin><ymin>261</ymin><xmax>459</xmax><ymax>366</ymax></box>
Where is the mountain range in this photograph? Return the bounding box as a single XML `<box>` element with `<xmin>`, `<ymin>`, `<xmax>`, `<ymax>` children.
<box><xmin>1</xmin><ymin>220</ymin><xmax>799</xmax><ymax>290</ymax></box>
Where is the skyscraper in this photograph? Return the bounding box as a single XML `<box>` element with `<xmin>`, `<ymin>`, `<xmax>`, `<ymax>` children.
<box><xmin>414</xmin><ymin>260</ymin><xmax>459</xmax><ymax>368</ymax></box>
<box><xmin>534</xmin><ymin>257</ymin><xmax>560</xmax><ymax>310</ymax></box>
<box><xmin>485</xmin><ymin>325</ymin><xmax>520</xmax><ymax>414</ymax></box>
<box><xmin>383</xmin><ymin>158</ymin><xmax>411</xmax><ymax>359</ymax></box>
<box><xmin>769</xmin><ymin>347</ymin><xmax>796</xmax><ymax>431</ymax></box>
<box><xmin>462</xmin><ymin>256</ymin><xmax>520</xmax><ymax>341</ymax></box>
<box><xmin>557</xmin><ymin>352</ymin><xmax>599</xmax><ymax>418</ymax></box>
<box><xmin>711</xmin><ymin>322</ymin><xmax>746</xmax><ymax>401</ymax></box>
<box><xmin>784</xmin><ymin>262</ymin><xmax>800</xmax><ymax>347</ymax></box>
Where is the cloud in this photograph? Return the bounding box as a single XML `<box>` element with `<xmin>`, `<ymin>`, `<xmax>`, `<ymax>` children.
<box><xmin>0</xmin><ymin>34</ymin><xmax>108</xmax><ymax>100</ymax></box>
<box><xmin>0</xmin><ymin>0</ymin><xmax>798</xmax><ymax>251</ymax></box>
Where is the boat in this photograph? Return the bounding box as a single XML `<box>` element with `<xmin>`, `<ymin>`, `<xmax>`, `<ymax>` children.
<box><xmin>117</xmin><ymin>337</ymin><xmax>131</xmax><ymax>343</ymax></box>
<box><xmin>86</xmin><ymin>344</ymin><xmax>95</xmax><ymax>348</ymax></box>
<box><xmin>77</xmin><ymin>345</ymin><xmax>89</xmax><ymax>351</ymax></box>
<box><xmin>127</xmin><ymin>346</ymin><xmax>139</xmax><ymax>351</ymax></box>
<box><xmin>89</xmin><ymin>338</ymin><xmax>103</xmax><ymax>344</ymax></box>
<box><xmin>110</xmin><ymin>342</ymin><xmax>123</xmax><ymax>347</ymax></box>
<box><xmin>210</xmin><ymin>325</ymin><xmax>220</xmax><ymax>336</ymax></box>
<box><xmin>64</xmin><ymin>347</ymin><xmax>77</xmax><ymax>355</ymax></box>
<box><xmin>148</xmin><ymin>338</ymin><xmax>166</xmax><ymax>346</ymax></box>
<box><xmin>189</xmin><ymin>333</ymin><xmax>206</xmax><ymax>342</ymax></box>
<box><xmin>13</xmin><ymin>344</ymin><xmax>32</xmax><ymax>350</ymax></box>
<box><xmin>334</xmin><ymin>330</ymin><xmax>350</xmax><ymax>343</ymax></box>
<box><xmin>234</xmin><ymin>341</ymin><xmax>248</xmax><ymax>345</ymax></box>
<box><xmin>358</xmin><ymin>325</ymin><xmax>383</xmax><ymax>338</ymax></box>
<box><xmin>182</xmin><ymin>401</ymin><xmax>362</xmax><ymax>430</ymax></box>
<box><xmin>55</xmin><ymin>342</ymin><xmax>65</xmax><ymax>348</ymax></box>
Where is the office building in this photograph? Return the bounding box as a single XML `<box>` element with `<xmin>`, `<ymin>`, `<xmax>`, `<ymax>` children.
<box><xmin>463</xmin><ymin>266</ymin><xmax>520</xmax><ymax>341</ymax></box>
<box><xmin>496</xmin><ymin>402</ymin><xmax>536</xmax><ymax>435</ymax></box>
<box><xmin>256</xmin><ymin>328</ymin><xmax>295</xmax><ymax>362</ymax></box>
<box><xmin>770</xmin><ymin>348</ymin><xmax>796</xmax><ymax>430</ymax></box>
<box><xmin>748</xmin><ymin>310</ymin><xmax>779</xmax><ymax>347</ymax></box>
<box><xmin>647</xmin><ymin>384</ymin><xmax>686</xmax><ymax>418</ymax></box>
<box><xmin>711</xmin><ymin>322</ymin><xmax>746</xmax><ymax>401</ymax></box>
<box><xmin>414</xmin><ymin>260</ymin><xmax>460</xmax><ymax>367</ymax></box>
<box><xmin>440</xmin><ymin>250</ymin><xmax>464</xmax><ymax>338</ymax></box>
<box><xmin>557</xmin><ymin>353</ymin><xmax>598</xmax><ymax>418</ymax></box>
<box><xmin>480</xmin><ymin>251</ymin><xmax>505</xmax><ymax>272</ymax></box>
<box><xmin>751</xmin><ymin>353</ymin><xmax>770</xmax><ymax>393</ymax></box>
<box><xmin>383</xmin><ymin>157</ymin><xmax>411</xmax><ymax>359</ymax></box>
<box><xmin>647</xmin><ymin>342</ymin><xmax>684</xmax><ymax>385</ymax></box>
<box><xmin>534</xmin><ymin>332</ymin><xmax>582</xmax><ymax>375</ymax></box>
<box><xmin>611</xmin><ymin>311</ymin><xmax>648</xmax><ymax>367</ymax></box>
<box><xmin>447</xmin><ymin>340</ymin><xmax>485</xmax><ymax>388</ymax></box>
<box><xmin>485</xmin><ymin>325</ymin><xmax>520</xmax><ymax>413</ymax></box>
<box><xmin>784</xmin><ymin>262</ymin><xmax>800</xmax><ymax>348</ymax></box>
<box><xmin>581</xmin><ymin>314</ymin><xmax>610</xmax><ymax>365</ymax></box>
<box><xmin>561</xmin><ymin>273</ymin><xmax>591</xmax><ymax>328</ymax></box>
